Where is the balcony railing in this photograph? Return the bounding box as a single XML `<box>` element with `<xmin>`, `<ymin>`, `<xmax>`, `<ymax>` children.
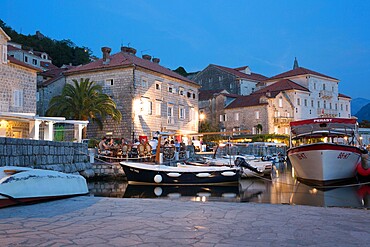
<box><xmin>317</xmin><ymin>108</ymin><xmax>338</xmax><ymax>117</ymax></box>
<box><xmin>319</xmin><ymin>90</ymin><xmax>333</xmax><ymax>99</ymax></box>
<box><xmin>273</xmin><ymin>117</ymin><xmax>294</xmax><ymax>125</ymax></box>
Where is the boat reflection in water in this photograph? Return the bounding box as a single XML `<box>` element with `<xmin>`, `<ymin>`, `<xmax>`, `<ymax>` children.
<box><xmin>88</xmin><ymin>163</ymin><xmax>369</xmax><ymax>208</ymax></box>
<box><xmin>290</xmin><ymin>182</ymin><xmax>369</xmax><ymax>208</ymax></box>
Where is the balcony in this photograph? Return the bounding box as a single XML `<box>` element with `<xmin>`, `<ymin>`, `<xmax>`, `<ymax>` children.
<box><xmin>273</xmin><ymin>117</ymin><xmax>294</xmax><ymax>126</ymax></box>
<box><xmin>317</xmin><ymin>108</ymin><xmax>338</xmax><ymax>117</ymax></box>
<box><xmin>319</xmin><ymin>90</ymin><xmax>333</xmax><ymax>99</ymax></box>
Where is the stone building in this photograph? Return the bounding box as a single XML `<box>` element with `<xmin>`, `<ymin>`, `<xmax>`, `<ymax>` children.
<box><xmin>7</xmin><ymin>41</ymin><xmax>56</xmax><ymax>71</ymax></box>
<box><xmin>0</xmin><ymin>27</ymin><xmax>87</xmax><ymax>142</ymax></box>
<box><xmin>65</xmin><ymin>46</ymin><xmax>200</xmax><ymax>142</ymax></box>
<box><xmin>258</xmin><ymin>65</ymin><xmax>351</xmax><ymax>120</ymax></box>
<box><xmin>193</xmin><ymin>64</ymin><xmax>267</xmax><ymax>95</ymax></box>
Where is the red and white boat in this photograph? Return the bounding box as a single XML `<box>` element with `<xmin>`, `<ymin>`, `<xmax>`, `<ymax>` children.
<box><xmin>287</xmin><ymin>118</ymin><xmax>363</xmax><ymax>184</ymax></box>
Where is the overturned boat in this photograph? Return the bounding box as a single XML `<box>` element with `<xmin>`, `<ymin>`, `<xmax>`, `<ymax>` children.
<box><xmin>0</xmin><ymin>166</ymin><xmax>89</xmax><ymax>208</ymax></box>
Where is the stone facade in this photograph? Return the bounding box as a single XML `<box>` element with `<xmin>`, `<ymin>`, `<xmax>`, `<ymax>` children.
<box><xmin>37</xmin><ymin>76</ymin><xmax>66</xmax><ymax>116</ymax></box>
<box><xmin>65</xmin><ymin>48</ymin><xmax>200</xmax><ymax>142</ymax></box>
<box><xmin>193</xmin><ymin>64</ymin><xmax>267</xmax><ymax>96</ymax></box>
<box><xmin>0</xmin><ymin>137</ymin><xmax>94</xmax><ymax>177</ymax></box>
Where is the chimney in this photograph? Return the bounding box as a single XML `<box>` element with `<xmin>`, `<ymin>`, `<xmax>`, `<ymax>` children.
<box><xmin>152</xmin><ymin>57</ymin><xmax>160</xmax><ymax>64</ymax></box>
<box><xmin>142</xmin><ymin>54</ymin><xmax>152</xmax><ymax>60</ymax></box>
<box><xmin>121</xmin><ymin>46</ymin><xmax>137</xmax><ymax>56</ymax></box>
<box><xmin>101</xmin><ymin>47</ymin><xmax>111</xmax><ymax>64</ymax></box>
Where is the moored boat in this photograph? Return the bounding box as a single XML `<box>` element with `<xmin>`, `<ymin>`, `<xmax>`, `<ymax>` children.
<box><xmin>0</xmin><ymin>166</ymin><xmax>88</xmax><ymax>208</ymax></box>
<box><xmin>287</xmin><ymin>118</ymin><xmax>364</xmax><ymax>184</ymax></box>
<box><xmin>120</xmin><ymin>161</ymin><xmax>240</xmax><ymax>185</ymax></box>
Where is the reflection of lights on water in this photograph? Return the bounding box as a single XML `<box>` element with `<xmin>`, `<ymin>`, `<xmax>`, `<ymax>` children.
<box><xmin>222</xmin><ymin>193</ymin><xmax>237</xmax><ymax>198</ymax></box>
<box><xmin>193</xmin><ymin>196</ymin><xmax>207</xmax><ymax>202</ymax></box>
<box><xmin>197</xmin><ymin>192</ymin><xmax>211</xmax><ymax>197</ymax></box>
<box><xmin>167</xmin><ymin>193</ymin><xmax>181</xmax><ymax>198</ymax></box>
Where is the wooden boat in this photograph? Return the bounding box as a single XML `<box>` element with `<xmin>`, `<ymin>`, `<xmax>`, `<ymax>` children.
<box><xmin>0</xmin><ymin>166</ymin><xmax>88</xmax><ymax>208</ymax></box>
<box><xmin>120</xmin><ymin>161</ymin><xmax>240</xmax><ymax>185</ymax></box>
<box><xmin>287</xmin><ymin>118</ymin><xmax>365</xmax><ymax>184</ymax></box>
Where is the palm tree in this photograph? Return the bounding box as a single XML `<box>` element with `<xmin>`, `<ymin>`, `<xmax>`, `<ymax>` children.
<box><xmin>46</xmin><ymin>78</ymin><xmax>122</xmax><ymax>137</ymax></box>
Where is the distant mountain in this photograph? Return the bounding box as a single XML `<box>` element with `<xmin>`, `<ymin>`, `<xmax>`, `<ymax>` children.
<box><xmin>355</xmin><ymin>103</ymin><xmax>370</xmax><ymax>122</ymax></box>
<box><xmin>351</xmin><ymin>98</ymin><xmax>370</xmax><ymax>115</ymax></box>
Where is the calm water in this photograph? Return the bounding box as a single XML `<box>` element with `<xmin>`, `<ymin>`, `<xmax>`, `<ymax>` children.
<box><xmin>88</xmin><ymin>163</ymin><xmax>370</xmax><ymax>209</ymax></box>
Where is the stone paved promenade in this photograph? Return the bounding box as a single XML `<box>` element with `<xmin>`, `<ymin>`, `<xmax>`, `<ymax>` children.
<box><xmin>0</xmin><ymin>196</ymin><xmax>369</xmax><ymax>246</ymax></box>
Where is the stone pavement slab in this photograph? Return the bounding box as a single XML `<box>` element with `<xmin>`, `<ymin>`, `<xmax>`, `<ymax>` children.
<box><xmin>0</xmin><ymin>196</ymin><xmax>369</xmax><ymax>246</ymax></box>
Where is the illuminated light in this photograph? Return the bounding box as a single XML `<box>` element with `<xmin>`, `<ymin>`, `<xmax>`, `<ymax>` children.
<box><xmin>199</xmin><ymin>113</ymin><xmax>205</xmax><ymax>121</ymax></box>
<box><xmin>201</xmin><ymin>196</ymin><xmax>207</xmax><ymax>202</ymax></box>
<box><xmin>0</xmin><ymin>120</ymin><xmax>8</xmax><ymax>127</ymax></box>
<box><xmin>309</xmin><ymin>188</ymin><xmax>318</xmax><ymax>194</ymax></box>
<box><xmin>323</xmin><ymin>137</ymin><xmax>328</xmax><ymax>143</ymax></box>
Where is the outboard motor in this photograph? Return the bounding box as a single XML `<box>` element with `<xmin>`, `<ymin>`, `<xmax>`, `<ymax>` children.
<box><xmin>234</xmin><ymin>157</ymin><xmax>263</xmax><ymax>174</ymax></box>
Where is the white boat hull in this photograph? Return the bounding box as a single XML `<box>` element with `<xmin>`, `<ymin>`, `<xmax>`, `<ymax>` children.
<box><xmin>288</xmin><ymin>143</ymin><xmax>361</xmax><ymax>183</ymax></box>
<box><xmin>0</xmin><ymin>166</ymin><xmax>88</xmax><ymax>208</ymax></box>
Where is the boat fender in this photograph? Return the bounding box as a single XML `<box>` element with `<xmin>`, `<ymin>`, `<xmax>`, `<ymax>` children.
<box><xmin>154</xmin><ymin>174</ymin><xmax>162</xmax><ymax>183</ymax></box>
<box><xmin>196</xmin><ymin>173</ymin><xmax>211</xmax><ymax>178</ymax></box>
<box><xmin>357</xmin><ymin>162</ymin><xmax>370</xmax><ymax>177</ymax></box>
<box><xmin>167</xmin><ymin>172</ymin><xmax>182</xmax><ymax>177</ymax></box>
<box><xmin>221</xmin><ymin>171</ymin><xmax>236</xmax><ymax>177</ymax></box>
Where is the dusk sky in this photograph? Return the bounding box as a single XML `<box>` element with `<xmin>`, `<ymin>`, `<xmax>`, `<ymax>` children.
<box><xmin>3</xmin><ymin>0</ymin><xmax>370</xmax><ymax>99</ymax></box>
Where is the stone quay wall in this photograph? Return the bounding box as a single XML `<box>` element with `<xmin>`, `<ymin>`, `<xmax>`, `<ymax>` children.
<box><xmin>0</xmin><ymin>137</ymin><xmax>94</xmax><ymax>178</ymax></box>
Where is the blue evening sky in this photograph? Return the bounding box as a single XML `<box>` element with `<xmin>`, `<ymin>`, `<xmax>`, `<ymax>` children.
<box><xmin>3</xmin><ymin>0</ymin><xmax>370</xmax><ymax>99</ymax></box>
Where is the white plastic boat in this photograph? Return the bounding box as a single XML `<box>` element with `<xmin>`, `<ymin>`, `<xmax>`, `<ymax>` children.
<box><xmin>0</xmin><ymin>166</ymin><xmax>88</xmax><ymax>208</ymax></box>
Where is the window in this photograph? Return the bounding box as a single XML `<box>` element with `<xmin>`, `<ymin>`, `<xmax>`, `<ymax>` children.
<box><xmin>324</xmin><ymin>100</ymin><xmax>326</xmax><ymax>109</ymax></box>
<box><xmin>311</xmin><ymin>100</ymin><xmax>314</xmax><ymax>108</ymax></box>
<box><xmin>304</xmin><ymin>99</ymin><xmax>307</xmax><ymax>107</ymax></box>
<box><xmin>329</xmin><ymin>103</ymin><xmax>332</xmax><ymax>109</ymax></box>
<box><xmin>341</xmin><ymin>104</ymin><xmax>343</xmax><ymax>111</ymax></box>
<box><xmin>141</xmin><ymin>77</ymin><xmax>148</xmax><ymax>88</ymax></box>
<box><xmin>168</xmin><ymin>85</ymin><xmax>173</xmax><ymax>93</ymax></box>
<box><xmin>167</xmin><ymin>105</ymin><xmax>174</xmax><ymax>124</ymax></box>
<box><xmin>335</xmin><ymin>103</ymin><xmax>338</xmax><ymax>110</ymax></box>
<box><xmin>218</xmin><ymin>76</ymin><xmax>222</xmax><ymax>81</ymax></box>
<box><xmin>189</xmin><ymin>107</ymin><xmax>195</xmax><ymax>121</ymax></box>
<box><xmin>2</xmin><ymin>45</ymin><xmax>7</xmax><ymax>63</ymax></box>
<box><xmin>192</xmin><ymin>93</ymin><xmax>196</xmax><ymax>99</ymax></box>
<box><xmin>105</xmin><ymin>79</ymin><xmax>114</xmax><ymax>86</ymax></box>
<box><xmin>187</xmin><ymin>92</ymin><xmax>191</xmax><ymax>98</ymax></box>
<box><xmin>24</xmin><ymin>56</ymin><xmax>28</xmax><ymax>63</ymax></box>
<box><xmin>32</xmin><ymin>59</ymin><xmax>37</xmax><ymax>65</ymax></box>
<box><xmin>297</xmin><ymin>98</ymin><xmax>301</xmax><ymax>106</ymax></box>
<box><xmin>220</xmin><ymin>114</ymin><xmax>227</xmax><ymax>122</ymax></box>
<box><xmin>235</xmin><ymin>112</ymin><xmax>239</xmax><ymax>121</ymax></box>
<box><xmin>179</xmin><ymin>87</ymin><xmax>184</xmax><ymax>96</ymax></box>
<box><xmin>318</xmin><ymin>101</ymin><xmax>320</xmax><ymax>108</ymax></box>
<box><xmin>13</xmin><ymin>90</ymin><xmax>23</xmax><ymax>107</ymax></box>
<box><xmin>346</xmin><ymin>104</ymin><xmax>348</xmax><ymax>111</ymax></box>
<box><xmin>147</xmin><ymin>101</ymin><xmax>152</xmax><ymax>115</ymax></box>
<box><xmin>155</xmin><ymin>81</ymin><xmax>161</xmax><ymax>91</ymax></box>
<box><xmin>232</xmin><ymin>127</ymin><xmax>240</xmax><ymax>136</ymax></box>
<box><xmin>278</xmin><ymin>97</ymin><xmax>283</xmax><ymax>107</ymax></box>
<box><xmin>255</xmin><ymin>111</ymin><xmax>259</xmax><ymax>119</ymax></box>
<box><xmin>155</xmin><ymin>101</ymin><xmax>161</xmax><ymax>116</ymax></box>
<box><xmin>314</xmin><ymin>83</ymin><xmax>316</xmax><ymax>90</ymax></box>
<box><xmin>323</xmin><ymin>84</ymin><xmax>326</xmax><ymax>90</ymax></box>
<box><xmin>179</xmin><ymin>107</ymin><xmax>185</xmax><ymax>120</ymax></box>
<box><xmin>36</xmin><ymin>92</ymin><xmax>39</xmax><ymax>102</ymax></box>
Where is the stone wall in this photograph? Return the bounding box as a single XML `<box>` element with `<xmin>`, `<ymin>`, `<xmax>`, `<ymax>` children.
<box><xmin>91</xmin><ymin>162</ymin><xmax>125</xmax><ymax>179</ymax></box>
<box><xmin>0</xmin><ymin>137</ymin><xmax>94</xmax><ymax>177</ymax></box>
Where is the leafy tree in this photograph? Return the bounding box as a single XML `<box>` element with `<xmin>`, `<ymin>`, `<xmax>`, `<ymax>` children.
<box><xmin>46</xmin><ymin>78</ymin><xmax>122</xmax><ymax>138</ymax></box>
<box><xmin>173</xmin><ymin>66</ymin><xmax>188</xmax><ymax>77</ymax></box>
<box><xmin>0</xmin><ymin>19</ymin><xmax>92</xmax><ymax>67</ymax></box>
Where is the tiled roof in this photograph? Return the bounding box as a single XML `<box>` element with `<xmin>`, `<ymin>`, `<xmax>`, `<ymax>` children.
<box><xmin>40</xmin><ymin>61</ymin><xmax>58</xmax><ymax>70</ymax></box>
<box><xmin>7</xmin><ymin>45</ymin><xmax>21</xmax><ymax>51</ymax></box>
<box><xmin>8</xmin><ymin>56</ymin><xmax>42</xmax><ymax>72</ymax></box>
<box><xmin>225</xmin><ymin>94</ymin><xmax>268</xmax><ymax>109</ymax></box>
<box><xmin>39</xmin><ymin>67</ymin><xmax>67</xmax><ymax>78</ymax></box>
<box><xmin>267</xmin><ymin>67</ymin><xmax>338</xmax><ymax>81</ymax></box>
<box><xmin>65</xmin><ymin>50</ymin><xmax>199</xmax><ymax>86</ymax></box>
<box><xmin>199</xmin><ymin>89</ymin><xmax>225</xmax><ymax>101</ymax></box>
<box><xmin>253</xmin><ymin>79</ymin><xmax>309</xmax><ymax>96</ymax></box>
<box><xmin>212</xmin><ymin>64</ymin><xmax>268</xmax><ymax>81</ymax></box>
<box><xmin>338</xmin><ymin>93</ymin><xmax>351</xmax><ymax>99</ymax></box>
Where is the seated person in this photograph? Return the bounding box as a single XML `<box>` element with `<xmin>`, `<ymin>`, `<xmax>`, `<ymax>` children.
<box><xmin>98</xmin><ymin>136</ymin><xmax>111</xmax><ymax>155</ymax></box>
